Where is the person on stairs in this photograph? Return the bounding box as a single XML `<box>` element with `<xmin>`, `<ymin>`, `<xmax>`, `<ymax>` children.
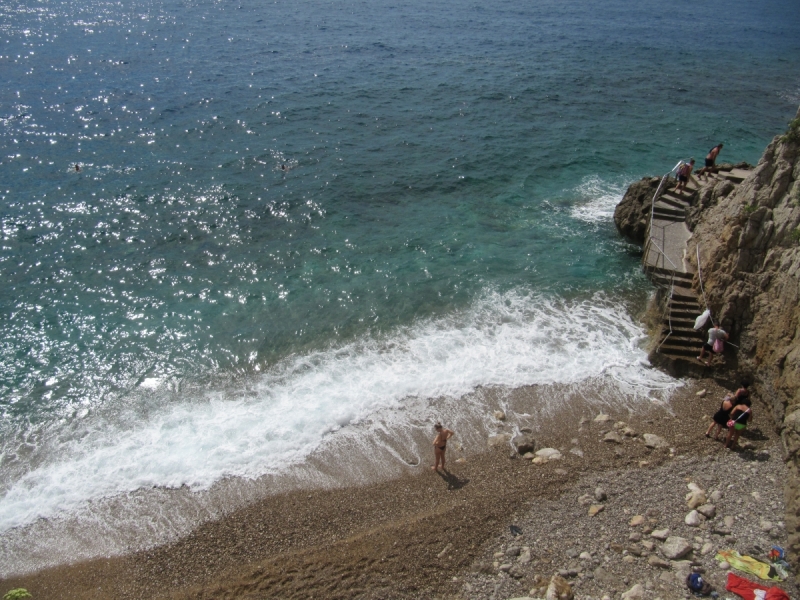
<box><xmin>696</xmin><ymin>143</ymin><xmax>723</xmax><ymax>180</ymax></box>
<box><xmin>698</xmin><ymin>323</ymin><xmax>728</xmax><ymax>365</ymax></box>
<box><xmin>675</xmin><ymin>158</ymin><xmax>695</xmax><ymax>193</ymax></box>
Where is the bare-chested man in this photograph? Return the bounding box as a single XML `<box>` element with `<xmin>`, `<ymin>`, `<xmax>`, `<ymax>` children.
<box><xmin>431</xmin><ymin>422</ymin><xmax>454</xmax><ymax>471</ymax></box>
<box><xmin>696</xmin><ymin>143</ymin><xmax>723</xmax><ymax>179</ymax></box>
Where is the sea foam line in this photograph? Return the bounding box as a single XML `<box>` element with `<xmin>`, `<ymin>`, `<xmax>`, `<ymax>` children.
<box><xmin>0</xmin><ymin>289</ymin><xmax>676</xmax><ymax>533</ymax></box>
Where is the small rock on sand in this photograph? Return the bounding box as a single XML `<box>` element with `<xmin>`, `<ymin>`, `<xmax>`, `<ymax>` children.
<box><xmin>660</xmin><ymin>536</ymin><xmax>692</xmax><ymax>560</ymax></box>
<box><xmin>545</xmin><ymin>575</ymin><xmax>573</xmax><ymax>600</ymax></box>
<box><xmin>494</xmin><ymin>410</ymin><xmax>506</xmax><ymax>420</ymax></box>
<box><xmin>629</xmin><ymin>515</ymin><xmax>644</xmax><ymax>526</ymax></box>
<box><xmin>685</xmin><ymin>510</ymin><xmax>704</xmax><ymax>527</ymax></box>
<box><xmin>513</xmin><ymin>434</ymin><xmax>536</xmax><ymax>455</ymax></box>
<box><xmin>588</xmin><ymin>504</ymin><xmax>605</xmax><ymax>516</ymax></box>
<box><xmin>594</xmin><ymin>414</ymin><xmax>611</xmax><ymax>422</ymax></box>
<box><xmin>643</xmin><ymin>433</ymin><xmax>669</xmax><ymax>449</ymax></box>
<box><xmin>488</xmin><ymin>434</ymin><xmax>510</xmax><ymax>447</ymax></box>
<box><xmin>603</xmin><ymin>431</ymin><xmax>623</xmax><ymax>444</ymax></box>
<box><xmin>697</xmin><ymin>503</ymin><xmax>716</xmax><ymax>519</ymax></box>
<box><xmin>594</xmin><ymin>487</ymin><xmax>607</xmax><ymax>501</ymax></box>
<box><xmin>687</xmin><ymin>491</ymin><xmax>708</xmax><ymax>509</ymax></box>
<box><xmin>650</xmin><ymin>528</ymin><xmax>670</xmax><ymax>540</ymax></box>
<box><xmin>621</xmin><ymin>583</ymin><xmax>646</xmax><ymax>599</ymax></box>
<box><xmin>536</xmin><ymin>448</ymin><xmax>563</xmax><ymax>461</ymax></box>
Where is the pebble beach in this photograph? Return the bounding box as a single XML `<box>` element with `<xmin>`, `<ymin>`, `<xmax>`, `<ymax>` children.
<box><xmin>3</xmin><ymin>378</ymin><xmax>795</xmax><ymax>599</ymax></box>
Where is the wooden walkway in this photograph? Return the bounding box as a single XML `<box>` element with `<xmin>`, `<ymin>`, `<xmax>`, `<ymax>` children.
<box><xmin>644</xmin><ymin>167</ymin><xmax>751</xmax><ymax>364</ymax></box>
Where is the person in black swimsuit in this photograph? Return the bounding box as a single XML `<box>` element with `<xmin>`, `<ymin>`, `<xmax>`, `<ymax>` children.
<box><xmin>431</xmin><ymin>422</ymin><xmax>454</xmax><ymax>471</ymax></box>
<box><xmin>696</xmin><ymin>144</ymin><xmax>723</xmax><ymax>180</ymax></box>
<box><xmin>705</xmin><ymin>382</ymin><xmax>749</xmax><ymax>440</ymax></box>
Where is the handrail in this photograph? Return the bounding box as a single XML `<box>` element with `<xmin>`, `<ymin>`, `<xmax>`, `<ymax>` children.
<box><xmin>695</xmin><ymin>245</ymin><xmax>709</xmax><ymax>313</ymax></box>
<box><xmin>656</xmin><ymin>278</ymin><xmax>675</xmax><ymax>353</ymax></box>
<box><xmin>646</xmin><ymin>238</ymin><xmax>678</xmax><ymax>272</ymax></box>
<box><xmin>645</xmin><ymin>160</ymin><xmax>688</xmax><ymax>356</ymax></box>
<box><xmin>695</xmin><ymin>243</ymin><xmax>739</xmax><ymax>349</ymax></box>
<box><xmin>648</xmin><ymin>160</ymin><xmax>686</xmax><ymax>239</ymax></box>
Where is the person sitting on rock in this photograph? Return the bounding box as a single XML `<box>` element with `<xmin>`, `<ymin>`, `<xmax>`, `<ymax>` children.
<box><xmin>696</xmin><ymin>144</ymin><xmax>723</xmax><ymax>180</ymax></box>
<box><xmin>725</xmin><ymin>396</ymin><xmax>752</xmax><ymax>450</ymax></box>
<box><xmin>698</xmin><ymin>323</ymin><xmax>728</xmax><ymax>366</ymax></box>
<box><xmin>675</xmin><ymin>159</ymin><xmax>695</xmax><ymax>193</ymax></box>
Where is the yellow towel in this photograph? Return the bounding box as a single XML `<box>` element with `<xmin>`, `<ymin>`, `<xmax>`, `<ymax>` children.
<box><xmin>715</xmin><ymin>550</ymin><xmax>782</xmax><ymax>581</ymax></box>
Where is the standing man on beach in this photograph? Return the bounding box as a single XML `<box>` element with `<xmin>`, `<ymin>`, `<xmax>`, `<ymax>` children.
<box><xmin>697</xmin><ymin>144</ymin><xmax>723</xmax><ymax>179</ymax></box>
<box><xmin>432</xmin><ymin>422</ymin><xmax>454</xmax><ymax>471</ymax></box>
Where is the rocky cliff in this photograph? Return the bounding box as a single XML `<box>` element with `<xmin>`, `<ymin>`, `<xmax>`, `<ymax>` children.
<box><xmin>686</xmin><ymin>109</ymin><xmax>800</xmax><ymax>562</ymax></box>
<box><xmin>616</xmin><ymin>107</ymin><xmax>800</xmax><ymax>563</ymax></box>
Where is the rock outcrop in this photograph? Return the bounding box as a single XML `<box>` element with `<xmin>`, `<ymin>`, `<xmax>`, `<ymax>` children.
<box><xmin>686</xmin><ymin>108</ymin><xmax>800</xmax><ymax>562</ymax></box>
<box><xmin>616</xmin><ymin>107</ymin><xmax>800</xmax><ymax>565</ymax></box>
<box><xmin>613</xmin><ymin>176</ymin><xmax>661</xmax><ymax>244</ymax></box>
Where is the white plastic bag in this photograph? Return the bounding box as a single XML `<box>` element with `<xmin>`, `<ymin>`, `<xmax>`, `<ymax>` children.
<box><xmin>693</xmin><ymin>309</ymin><xmax>711</xmax><ymax>331</ymax></box>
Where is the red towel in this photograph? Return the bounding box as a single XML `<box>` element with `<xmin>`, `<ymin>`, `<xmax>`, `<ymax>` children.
<box><xmin>725</xmin><ymin>572</ymin><xmax>790</xmax><ymax>600</ymax></box>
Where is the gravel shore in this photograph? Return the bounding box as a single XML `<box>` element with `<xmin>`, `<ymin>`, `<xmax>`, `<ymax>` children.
<box><xmin>1</xmin><ymin>378</ymin><xmax>794</xmax><ymax>600</ymax></box>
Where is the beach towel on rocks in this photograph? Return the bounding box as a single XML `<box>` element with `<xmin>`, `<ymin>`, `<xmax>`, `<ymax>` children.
<box><xmin>725</xmin><ymin>572</ymin><xmax>790</xmax><ymax>600</ymax></box>
<box><xmin>716</xmin><ymin>550</ymin><xmax>782</xmax><ymax>581</ymax></box>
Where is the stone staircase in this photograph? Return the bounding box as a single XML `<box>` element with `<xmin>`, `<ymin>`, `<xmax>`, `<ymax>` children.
<box><xmin>644</xmin><ymin>165</ymin><xmax>751</xmax><ymax>367</ymax></box>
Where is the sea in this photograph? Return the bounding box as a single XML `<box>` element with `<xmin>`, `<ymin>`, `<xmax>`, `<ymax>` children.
<box><xmin>1</xmin><ymin>0</ymin><xmax>798</xmax><ymax>576</ymax></box>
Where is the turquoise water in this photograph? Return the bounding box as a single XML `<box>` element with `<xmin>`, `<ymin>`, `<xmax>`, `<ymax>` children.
<box><xmin>0</xmin><ymin>0</ymin><xmax>798</xmax><ymax>572</ymax></box>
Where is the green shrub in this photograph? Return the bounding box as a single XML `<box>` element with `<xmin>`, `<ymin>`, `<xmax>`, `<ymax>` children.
<box><xmin>781</xmin><ymin>116</ymin><xmax>800</xmax><ymax>144</ymax></box>
<box><xmin>3</xmin><ymin>590</ymin><xmax>32</xmax><ymax>600</ymax></box>
<box><xmin>743</xmin><ymin>203</ymin><xmax>758</xmax><ymax>215</ymax></box>
<box><xmin>791</xmin><ymin>227</ymin><xmax>800</xmax><ymax>244</ymax></box>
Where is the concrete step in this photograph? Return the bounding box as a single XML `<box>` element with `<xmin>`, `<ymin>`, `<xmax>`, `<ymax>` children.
<box><xmin>659</xmin><ymin>333</ymin><xmax>703</xmax><ymax>346</ymax></box>
<box><xmin>720</xmin><ymin>169</ymin><xmax>749</xmax><ymax>183</ymax></box>
<box><xmin>728</xmin><ymin>167</ymin><xmax>752</xmax><ymax>181</ymax></box>
<box><xmin>646</xmin><ymin>266</ymin><xmax>695</xmax><ymax>281</ymax></box>
<box><xmin>654</xmin><ymin>200</ymin><xmax>687</xmax><ymax>214</ymax></box>
<box><xmin>658</xmin><ymin>195</ymin><xmax>690</xmax><ymax>210</ymax></box>
<box><xmin>663</xmin><ymin>187</ymin><xmax>696</xmax><ymax>202</ymax></box>
<box><xmin>671</xmin><ymin>286</ymin><xmax>697</xmax><ymax>300</ymax></box>
<box><xmin>668</xmin><ymin>320</ymin><xmax>700</xmax><ymax>330</ymax></box>
<box><xmin>659</xmin><ymin>352</ymin><xmax>704</xmax><ymax>365</ymax></box>
<box><xmin>648</xmin><ymin>271</ymin><xmax>695</xmax><ymax>286</ymax></box>
<box><xmin>669</xmin><ymin>312</ymin><xmax>699</xmax><ymax>322</ymax></box>
<box><xmin>668</xmin><ymin>299</ymin><xmax>699</xmax><ymax>308</ymax></box>
<box><xmin>657</xmin><ymin>344</ymin><xmax>701</xmax><ymax>358</ymax></box>
<box><xmin>652</xmin><ymin>210</ymin><xmax>685</xmax><ymax>222</ymax></box>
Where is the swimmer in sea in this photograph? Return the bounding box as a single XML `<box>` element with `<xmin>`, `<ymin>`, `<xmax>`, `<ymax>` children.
<box><xmin>280</xmin><ymin>164</ymin><xmax>288</xmax><ymax>172</ymax></box>
<box><xmin>75</xmin><ymin>164</ymin><xmax>81</xmax><ymax>172</ymax></box>
<box><xmin>431</xmin><ymin>422</ymin><xmax>454</xmax><ymax>471</ymax></box>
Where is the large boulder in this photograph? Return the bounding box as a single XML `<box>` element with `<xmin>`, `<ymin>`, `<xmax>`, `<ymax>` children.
<box><xmin>512</xmin><ymin>434</ymin><xmax>537</xmax><ymax>455</ymax></box>
<box><xmin>613</xmin><ymin>176</ymin><xmax>661</xmax><ymax>244</ymax></box>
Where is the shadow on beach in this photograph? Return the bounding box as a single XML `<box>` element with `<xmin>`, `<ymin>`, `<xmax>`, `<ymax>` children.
<box><xmin>436</xmin><ymin>468</ymin><xmax>469</xmax><ymax>490</ymax></box>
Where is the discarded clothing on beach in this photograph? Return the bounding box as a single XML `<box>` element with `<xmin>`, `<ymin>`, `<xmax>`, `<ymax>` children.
<box><xmin>716</xmin><ymin>550</ymin><xmax>784</xmax><ymax>581</ymax></box>
<box><xmin>725</xmin><ymin>572</ymin><xmax>790</xmax><ymax>600</ymax></box>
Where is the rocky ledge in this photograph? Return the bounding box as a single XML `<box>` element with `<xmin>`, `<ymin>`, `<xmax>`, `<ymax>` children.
<box><xmin>614</xmin><ymin>107</ymin><xmax>800</xmax><ymax>567</ymax></box>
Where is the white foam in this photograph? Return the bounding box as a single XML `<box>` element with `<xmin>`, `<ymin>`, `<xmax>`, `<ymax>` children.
<box><xmin>0</xmin><ymin>289</ymin><xmax>677</xmax><ymax>536</ymax></box>
<box><xmin>569</xmin><ymin>175</ymin><xmax>630</xmax><ymax>224</ymax></box>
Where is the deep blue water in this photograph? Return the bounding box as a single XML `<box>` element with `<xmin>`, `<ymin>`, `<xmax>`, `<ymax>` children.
<box><xmin>0</xmin><ymin>0</ymin><xmax>798</xmax><ymax>569</ymax></box>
